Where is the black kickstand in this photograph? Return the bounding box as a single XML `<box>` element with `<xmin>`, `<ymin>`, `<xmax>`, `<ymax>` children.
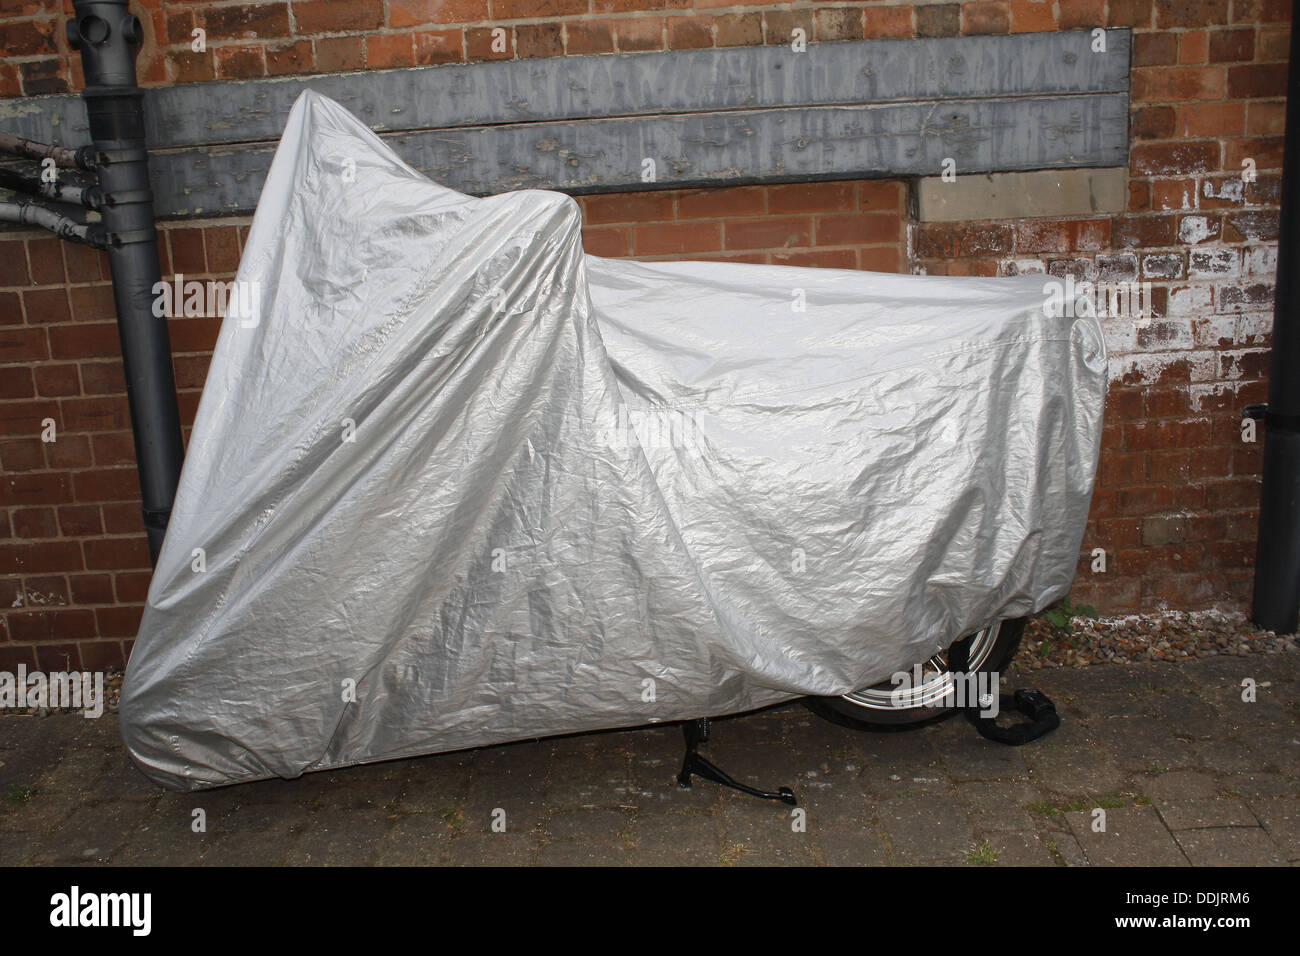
<box><xmin>676</xmin><ymin>718</ymin><xmax>797</xmax><ymax>805</ymax></box>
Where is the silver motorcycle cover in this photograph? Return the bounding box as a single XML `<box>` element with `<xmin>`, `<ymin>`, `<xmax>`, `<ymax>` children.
<box><xmin>120</xmin><ymin>91</ymin><xmax>1107</xmax><ymax>790</ymax></box>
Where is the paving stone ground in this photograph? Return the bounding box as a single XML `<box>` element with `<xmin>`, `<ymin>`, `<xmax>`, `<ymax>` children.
<box><xmin>1</xmin><ymin>654</ymin><xmax>1296</xmax><ymax>866</ymax></box>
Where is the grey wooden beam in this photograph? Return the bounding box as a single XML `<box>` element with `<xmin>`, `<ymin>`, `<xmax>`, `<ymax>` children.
<box><xmin>0</xmin><ymin>31</ymin><xmax>1130</xmax><ymax>220</ymax></box>
<box><xmin>2</xmin><ymin>30</ymin><xmax>1129</xmax><ymax>148</ymax></box>
<box><xmin>153</xmin><ymin>94</ymin><xmax>1128</xmax><ymax>217</ymax></box>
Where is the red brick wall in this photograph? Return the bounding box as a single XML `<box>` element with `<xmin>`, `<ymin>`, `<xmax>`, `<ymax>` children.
<box><xmin>0</xmin><ymin>222</ymin><xmax>245</xmax><ymax>670</ymax></box>
<box><xmin>0</xmin><ymin>1</ymin><xmax>1290</xmax><ymax>667</ymax></box>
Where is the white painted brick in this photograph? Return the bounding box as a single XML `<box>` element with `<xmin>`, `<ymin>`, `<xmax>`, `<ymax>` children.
<box><xmin>1101</xmin><ymin>316</ymin><xmax>1139</xmax><ymax>353</ymax></box>
<box><xmin>1157</xmin><ymin>182</ymin><xmax>1197</xmax><ymax>211</ymax></box>
<box><xmin>1179</xmin><ymin>215</ymin><xmax>1214</xmax><ymax>244</ymax></box>
<box><xmin>1111</xmin><ymin>351</ymin><xmax>1195</xmax><ymax>386</ymax></box>
<box><xmin>1005</xmin><ymin>258</ymin><xmax>1046</xmax><ymax>276</ymax></box>
<box><xmin>1202</xmin><ymin>178</ymin><xmax>1244</xmax><ymax>205</ymax></box>
<box><xmin>1216</xmin><ymin>282</ymin><xmax>1274</xmax><ymax>313</ymax></box>
<box><xmin>1167</xmin><ymin>284</ymin><xmax>1214</xmax><ymax>316</ymax></box>
<box><xmin>1137</xmin><ymin>319</ymin><xmax>1195</xmax><ymax>350</ymax></box>
<box><xmin>1193</xmin><ymin>315</ymin><xmax>1237</xmax><ymax>346</ymax></box>
<box><xmin>1188</xmin><ymin>382</ymin><xmax>1240</xmax><ymax>413</ymax></box>
<box><xmin>1235</xmin><ymin>312</ymin><xmax>1273</xmax><ymax>345</ymax></box>
<box><xmin>1243</xmin><ymin>244</ymin><xmax>1278</xmax><ymax>276</ymax></box>
<box><xmin>1188</xmin><ymin>248</ymin><xmax>1240</xmax><ymax>278</ymax></box>
<box><xmin>1189</xmin><ymin>350</ymin><xmax>1219</xmax><ymax>382</ymax></box>
<box><xmin>1142</xmin><ymin>253</ymin><xmax>1184</xmax><ymax>280</ymax></box>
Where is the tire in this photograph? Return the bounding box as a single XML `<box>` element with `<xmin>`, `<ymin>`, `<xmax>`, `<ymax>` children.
<box><xmin>803</xmin><ymin>617</ymin><xmax>1026</xmax><ymax>731</ymax></box>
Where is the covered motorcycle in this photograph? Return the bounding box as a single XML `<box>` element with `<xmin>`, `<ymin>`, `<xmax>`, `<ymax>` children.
<box><xmin>120</xmin><ymin>91</ymin><xmax>1106</xmax><ymax>791</ymax></box>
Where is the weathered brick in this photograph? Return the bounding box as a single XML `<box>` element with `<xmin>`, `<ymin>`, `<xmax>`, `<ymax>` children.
<box><xmin>1150</xmin><ymin>178</ymin><xmax>1198</xmax><ymax>211</ymax></box>
<box><xmin>814</xmin><ymin>213</ymin><xmax>899</xmax><ymax>245</ymax></box>
<box><xmin>46</xmin><ymin>434</ymin><xmax>92</xmax><ymax>469</ymax></box>
<box><xmin>569</xmin><ymin>21</ymin><xmax>616</xmax><ymax>54</ymax></box>
<box><xmin>202</xmin><ymin>4</ymin><xmax>291</xmax><ymax>42</ymax></box>
<box><xmin>215</xmin><ymin>45</ymin><xmax>266</xmax><ymax>80</ymax></box>
<box><xmin>1227</xmin><ymin>64</ymin><xmax>1288</xmax><ymax>98</ymax></box>
<box><xmin>1010</xmin><ymin>0</ymin><xmax>1054</xmax><ymax>32</ymax></box>
<box><xmin>0</xmin><ymin>328</ymin><xmax>48</xmax><ymax>363</ymax></box>
<box><xmin>314</xmin><ymin>35</ymin><xmax>366</xmax><ymax>71</ymax></box>
<box><xmin>916</xmin><ymin>3</ymin><xmax>960</xmax><ymax>36</ymax></box>
<box><xmin>584</xmin><ymin>192</ymin><xmax>677</xmax><ymax>225</ymax></box>
<box><xmin>914</xmin><ymin>222</ymin><xmax>1014</xmax><ymax>258</ymax></box>
<box><xmin>772</xmin><ymin>249</ymin><xmax>858</xmax><ymax>269</ymax></box>
<box><xmin>0</xmin><ymin>366</ymin><xmax>35</xmax><ymax>400</ymax></box>
<box><xmin>1132</xmin><ymin>66</ymin><xmax>1226</xmax><ymax>102</ymax></box>
<box><xmin>95</xmin><ymin>604</ymin><xmax>144</xmax><ymax>638</ymax></box>
<box><xmin>862</xmin><ymin>6</ymin><xmax>914</xmax><ymax>38</ymax></box>
<box><xmin>1141</xmin><ymin>252</ymin><xmax>1185</xmax><ymax>280</ymax></box>
<box><xmin>1178</xmin><ymin>213</ymin><xmax>1222</xmax><ymax>244</ymax></box>
<box><xmin>725</xmin><ymin>216</ymin><xmax>813</xmax><ymax>250</ymax></box>
<box><xmin>0</xmin><ymin>541</ymin><xmax>82</xmax><ymax>575</ymax></box>
<box><xmin>632</xmin><ymin>222</ymin><xmax>721</xmax><ymax>256</ymax></box>
<box><xmin>516</xmin><ymin>22</ymin><xmax>565</xmax><ymax>58</ymax></box>
<box><xmin>1058</xmin><ymin>0</ymin><xmax>1106</xmax><ymax>30</ymax></box>
<box><xmin>1189</xmin><ymin>249</ymin><xmax>1241</xmax><ymax>278</ymax></box>
<box><xmin>1178</xmin><ymin>29</ymin><xmax>1209</xmax><ymax>63</ymax></box>
<box><xmin>19</xmin><ymin>58</ymin><xmax>69</xmax><ymax>95</ymax></box>
<box><xmin>292</xmin><ymin>0</ymin><xmax>383</xmax><ymax>33</ymax></box>
<box><xmin>1175</xmin><ymin>101</ymin><xmax>1245</xmax><ymax>138</ymax></box>
<box><xmin>60</xmin><ymin>397</ymin><xmax>130</xmax><ymax>433</ymax></box>
<box><xmin>767</xmin><ymin>182</ymin><xmax>855</xmax><ymax>214</ymax></box>
<box><xmin>1108</xmin><ymin>0</ymin><xmax>1154</xmax><ymax>27</ymax></box>
<box><xmin>69</xmin><ymin>573</ymin><xmax>114</xmax><ymax>605</ymax></box>
<box><xmin>59</xmin><ymin>506</ymin><xmax>103</xmax><ymax>538</ymax></box>
<box><xmin>1257</xmin><ymin>24</ymin><xmax>1290</xmax><ymax>59</ymax></box>
<box><xmin>0</xmin><ymin>18</ymin><xmax>55</xmax><ymax>56</ymax></box>
<box><xmin>1131</xmin><ymin>105</ymin><xmax>1175</xmax><ymax>139</ymax></box>
<box><xmin>388</xmin><ymin>0</ymin><xmax>486</xmax><ymax>26</ymax></box>
<box><xmin>114</xmin><ymin>571</ymin><xmax>153</xmax><ymax>604</ymax></box>
<box><xmin>816</xmin><ymin>6</ymin><xmax>865</xmax><ymax>41</ymax></box>
<box><xmin>1216</xmin><ymin>283</ymin><xmax>1274</xmax><ymax>313</ymax></box>
<box><xmin>68</xmin><ymin>284</ymin><xmax>115</xmax><ymax>323</ymax></box>
<box><xmin>1247</xmin><ymin>102</ymin><xmax>1286</xmax><ymax>136</ymax></box>
<box><xmin>493</xmin><ymin>0</ymin><xmax>587</xmax><ymax>17</ymax></box>
<box><xmin>83</xmin><ymin>537</ymin><xmax>149</xmax><ymax>571</ymax></box>
<box><xmin>28</xmin><ymin>238</ymin><xmax>65</xmax><ymax>285</ymax></box>
<box><xmin>716</xmin><ymin>13</ymin><xmax>762</xmax><ymax>47</ymax></box>
<box><xmin>11</xmin><ymin>507</ymin><xmax>58</xmax><ymax>539</ymax></box>
<box><xmin>1015</xmin><ymin>218</ymin><xmax>1109</xmax><ymax>253</ymax></box>
<box><xmin>1131</xmin><ymin>141</ymin><xmax>1220</xmax><ymax>176</ymax></box>
<box><xmin>1156</xmin><ymin>0</ymin><xmax>1229</xmax><ymax>26</ymax></box>
<box><xmin>616</xmin><ymin>17</ymin><xmax>664</xmax><ymax>52</ymax></box>
<box><xmin>961</xmin><ymin>1</ymin><xmax>1011</xmax><ymax>34</ymax></box>
<box><xmin>1209</xmin><ymin>28</ymin><xmax>1255</xmax><ymax>61</ymax></box>
<box><xmin>7</xmin><ymin>609</ymin><xmax>97</xmax><ymax>643</ymax></box>
<box><xmin>1096</xmin><ymin>253</ymin><xmax>1140</xmax><ymax>282</ymax></box>
<box><xmin>859</xmin><ymin>246</ymin><xmax>904</xmax><ymax>273</ymax></box>
<box><xmin>79</xmin><ymin>639</ymin><xmax>127</xmax><ymax>670</ymax></box>
<box><xmin>676</xmin><ymin>186</ymin><xmax>765</xmax><ymax>219</ymax></box>
<box><xmin>1224</xmin><ymin>211</ymin><xmax>1280</xmax><ymax>242</ymax></box>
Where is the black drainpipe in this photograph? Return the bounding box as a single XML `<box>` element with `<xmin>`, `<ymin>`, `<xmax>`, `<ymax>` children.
<box><xmin>67</xmin><ymin>0</ymin><xmax>184</xmax><ymax>565</ymax></box>
<box><xmin>1249</xmin><ymin>0</ymin><xmax>1300</xmax><ymax>634</ymax></box>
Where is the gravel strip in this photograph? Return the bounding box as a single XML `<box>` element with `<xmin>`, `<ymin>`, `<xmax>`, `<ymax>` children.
<box><xmin>1015</xmin><ymin>605</ymin><xmax>1298</xmax><ymax>670</ymax></box>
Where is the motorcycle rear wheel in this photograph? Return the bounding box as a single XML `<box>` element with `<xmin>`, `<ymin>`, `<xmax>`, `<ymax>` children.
<box><xmin>803</xmin><ymin>618</ymin><xmax>1026</xmax><ymax>730</ymax></box>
